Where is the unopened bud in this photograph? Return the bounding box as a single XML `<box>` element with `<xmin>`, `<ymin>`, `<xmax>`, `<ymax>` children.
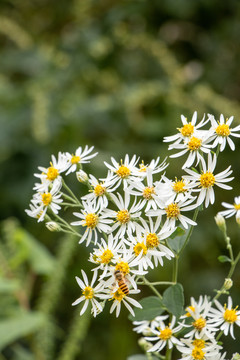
<box><xmin>76</xmin><ymin>170</ymin><xmax>88</xmax><ymax>183</ymax></box>
<box><xmin>138</xmin><ymin>337</ymin><xmax>152</xmax><ymax>352</ymax></box>
<box><xmin>232</xmin><ymin>353</ymin><xmax>240</xmax><ymax>360</ymax></box>
<box><xmin>45</xmin><ymin>221</ymin><xmax>61</xmax><ymax>232</ymax></box>
<box><xmin>236</xmin><ymin>216</ymin><xmax>240</xmax><ymax>226</ymax></box>
<box><xmin>223</xmin><ymin>278</ymin><xmax>233</xmax><ymax>291</ymax></box>
<box><xmin>215</xmin><ymin>213</ymin><xmax>226</xmax><ymax>233</ymax></box>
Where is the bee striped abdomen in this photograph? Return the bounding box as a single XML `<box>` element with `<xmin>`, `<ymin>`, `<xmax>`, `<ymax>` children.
<box><xmin>118</xmin><ymin>280</ymin><xmax>129</xmax><ymax>295</ymax></box>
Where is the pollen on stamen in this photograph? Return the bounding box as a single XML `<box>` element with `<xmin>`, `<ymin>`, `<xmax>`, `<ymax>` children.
<box><xmin>143</xmin><ymin>186</ymin><xmax>155</xmax><ymax>200</ymax></box>
<box><xmin>234</xmin><ymin>203</ymin><xmax>240</xmax><ymax>210</ymax></box>
<box><xmin>215</xmin><ymin>123</ymin><xmax>230</xmax><ymax>137</ymax></box>
<box><xmin>84</xmin><ymin>213</ymin><xmax>99</xmax><ymax>229</ymax></box>
<box><xmin>139</xmin><ymin>161</ymin><xmax>147</xmax><ymax>172</ymax></box>
<box><xmin>191</xmin><ymin>347</ymin><xmax>205</xmax><ymax>360</ymax></box>
<box><xmin>165</xmin><ymin>203</ymin><xmax>180</xmax><ymax>218</ymax></box>
<box><xmin>94</xmin><ymin>184</ymin><xmax>106</xmax><ymax>197</ymax></box>
<box><xmin>178</xmin><ymin>123</ymin><xmax>194</xmax><ymax>137</ymax></box>
<box><xmin>42</xmin><ymin>193</ymin><xmax>52</xmax><ymax>206</ymax></box>
<box><xmin>185</xmin><ymin>305</ymin><xmax>195</xmax><ymax>317</ymax></box>
<box><xmin>112</xmin><ymin>288</ymin><xmax>126</xmax><ymax>301</ymax></box>
<box><xmin>116</xmin><ymin>162</ymin><xmax>131</xmax><ymax>178</ymax></box>
<box><xmin>192</xmin><ymin>339</ymin><xmax>205</xmax><ymax>348</ymax></box>
<box><xmin>115</xmin><ymin>261</ymin><xmax>130</xmax><ymax>275</ymax></box>
<box><xmin>134</xmin><ymin>242</ymin><xmax>147</xmax><ymax>256</ymax></box>
<box><xmin>192</xmin><ymin>317</ymin><xmax>206</xmax><ymax>331</ymax></box>
<box><xmin>223</xmin><ymin>306</ymin><xmax>238</xmax><ymax>323</ymax></box>
<box><xmin>99</xmin><ymin>249</ymin><xmax>114</xmax><ymax>264</ymax></box>
<box><xmin>71</xmin><ymin>155</ymin><xmax>80</xmax><ymax>164</ymax></box>
<box><xmin>187</xmin><ymin>136</ymin><xmax>202</xmax><ymax>151</ymax></box>
<box><xmin>146</xmin><ymin>233</ymin><xmax>159</xmax><ymax>248</ymax></box>
<box><xmin>82</xmin><ymin>286</ymin><xmax>94</xmax><ymax>299</ymax></box>
<box><xmin>173</xmin><ymin>178</ymin><xmax>186</xmax><ymax>193</ymax></box>
<box><xmin>200</xmin><ymin>172</ymin><xmax>215</xmax><ymax>188</ymax></box>
<box><xmin>46</xmin><ymin>166</ymin><xmax>59</xmax><ymax>181</ymax></box>
<box><xmin>116</xmin><ymin>209</ymin><xmax>130</xmax><ymax>224</ymax></box>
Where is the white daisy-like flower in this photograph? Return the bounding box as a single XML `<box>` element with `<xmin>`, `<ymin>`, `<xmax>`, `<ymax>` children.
<box><xmin>81</xmin><ymin>174</ymin><xmax>115</xmax><ymax>210</ymax></box>
<box><xmin>106</xmin><ymin>192</ymin><xmax>144</xmax><ymax>237</ymax></box>
<box><xmin>31</xmin><ymin>179</ymin><xmax>63</xmax><ymax>222</ymax></box>
<box><xmin>147</xmin><ymin>197</ymin><xmax>197</xmax><ymax>231</ymax></box>
<box><xmin>72</xmin><ymin>270</ymin><xmax>105</xmax><ymax>317</ymax></box>
<box><xmin>183</xmin><ymin>152</ymin><xmax>234</xmax><ymax>208</ymax></box>
<box><xmin>181</xmin><ymin>295</ymin><xmax>218</xmax><ymax>339</ymax></box>
<box><xmin>219</xmin><ymin>196</ymin><xmax>240</xmax><ymax>221</ymax></box>
<box><xmin>89</xmin><ymin>234</ymin><xmax>124</xmax><ymax>278</ymax></box>
<box><xmin>145</xmin><ymin>316</ymin><xmax>183</xmax><ymax>353</ymax></box>
<box><xmin>126</xmin><ymin>169</ymin><xmax>164</xmax><ymax>212</ymax></box>
<box><xmin>163</xmin><ymin>111</ymin><xmax>209</xmax><ymax>146</ymax></box>
<box><xmin>134</xmin><ymin>157</ymin><xmax>168</xmax><ymax>178</ymax></box>
<box><xmin>71</xmin><ymin>201</ymin><xmax>113</xmax><ymax>246</ymax></box>
<box><xmin>168</xmin><ymin>132</ymin><xmax>212</xmax><ymax>169</ymax></box>
<box><xmin>208</xmin><ymin>296</ymin><xmax>240</xmax><ymax>339</ymax></box>
<box><xmin>208</xmin><ymin>114</ymin><xmax>240</xmax><ymax>151</ymax></box>
<box><xmin>159</xmin><ymin>175</ymin><xmax>194</xmax><ymax>204</ymax></box>
<box><xmin>103</xmin><ymin>154</ymin><xmax>140</xmax><ymax>189</ymax></box>
<box><xmin>177</xmin><ymin>336</ymin><xmax>222</xmax><ymax>360</ymax></box>
<box><xmin>34</xmin><ymin>152</ymin><xmax>69</xmax><ymax>189</ymax></box>
<box><xmin>133</xmin><ymin>314</ymin><xmax>169</xmax><ymax>335</ymax></box>
<box><xmin>65</xmin><ymin>145</ymin><xmax>98</xmax><ymax>175</ymax></box>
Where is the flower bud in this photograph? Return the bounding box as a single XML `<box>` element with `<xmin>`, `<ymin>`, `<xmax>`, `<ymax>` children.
<box><xmin>236</xmin><ymin>216</ymin><xmax>240</xmax><ymax>226</ymax></box>
<box><xmin>138</xmin><ymin>337</ymin><xmax>152</xmax><ymax>352</ymax></box>
<box><xmin>76</xmin><ymin>170</ymin><xmax>89</xmax><ymax>183</ymax></box>
<box><xmin>45</xmin><ymin>221</ymin><xmax>61</xmax><ymax>232</ymax></box>
<box><xmin>223</xmin><ymin>278</ymin><xmax>233</xmax><ymax>291</ymax></box>
<box><xmin>232</xmin><ymin>354</ymin><xmax>240</xmax><ymax>360</ymax></box>
<box><xmin>214</xmin><ymin>213</ymin><xmax>226</xmax><ymax>233</ymax></box>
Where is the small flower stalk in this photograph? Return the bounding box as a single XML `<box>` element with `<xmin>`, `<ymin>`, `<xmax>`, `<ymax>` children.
<box><xmin>26</xmin><ymin>112</ymin><xmax>240</xmax><ymax>359</ymax></box>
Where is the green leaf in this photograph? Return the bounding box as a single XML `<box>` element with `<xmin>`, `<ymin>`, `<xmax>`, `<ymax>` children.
<box><xmin>0</xmin><ymin>278</ymin><xmax>20</xmax><ymax>293</ymax></box>
<box><xmin>0</xmin><ymin>312</ymin><xmax>46</xmax><ymax>350</ymax></box>
<box><xmin>128</xmin><ymin>296</ymin><xmax>164</xmax><ymax>321</ymax></box>
<box><xmin>218</xmin><ymin>255</ymin><xmax>232</xmax><ymax>263</ymax></box>
<box><xmin>162</xmin><ymin>284</ymin><xmax>184</xmax><ymax>319</ymax></box>
<box><xmin>169</xmin><ymin>227</ymin><xmax>185</xmax><ymax>239</ymax></box>
<box><xmin>167</xmin><ymin>230</ymin><xmax>186</xmax><ymax>254</ymax></box>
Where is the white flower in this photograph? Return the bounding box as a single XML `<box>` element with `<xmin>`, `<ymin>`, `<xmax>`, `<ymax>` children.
<box><xmin>181</xmin><ymin>295</ymin><xmax>218</xmax><ymax>339</ymax></box>
<box><xmin>183</xmin><ymin>152</ymin><xmax>234</xmax><ymax>208</ymax></box>
<box><xmin>209</xmin><ymin>114</ymin><xmax>240</xmax><ymax>151</ymax></box>
<box><xmin>105</xmin><ymin>192</ymin><xmax>144</xmax><ymax>237</ymax></box>
<box><xmin>81</xmin><ymin>174</ymin><xmax>115</xmax><ymax>210</ymax></box>
<box><xmin>65</xmin><ymin>145</ymin><xmax>98</xmax><ymax>175</ymax></box>
<box><xmin>71</xmin><ymin>201</ymin><xmax>112</xmax><ymax>246</ymax></box>
<box><xmin>159</xmin><ymin>175</ymin><xmax>194</xmax><ymax>204</ymax></box>
<box><xmin>145</xmin><ymin>316</ymin><xmax>183</xmax><ymax>353</ymax></box>
<box><xmin>147</xmin><ymin>197</ymin><xmax>197</xmax><ymax>231</ymax></box>
<box><xmin>134</xmin><ymin>157</ymin><xmax>168</xmax><ymax>178</ymax></box>
<box><xmin>219</xmin><ymin>196</ymin><xmax>240</xmax><ymax>221</ymax></box>
<box><xmin>177</xmin><ymin>336</ymin><xmax>222</xmax><ymax>360</ymax></box>
<box><xmin>32</xmin><ymin>179</ymin><xmax>63</xmax><ymax>222</ymax></box>
<box><xmin>103</xmin><ymin>154</ymin><xmax>140</xmax><ymax>189</ymax></box>
<box><xmin>208</xmin><ymin>296</ymin><xmax>240</xmax><ymax>339</ymax></box>
<box><xmin>164</xmin><ymin>111</ymin><xmax>209</xmax><ymax>146</ymax></box>
<box><xmin>34</xmin><ymin>152</ymin><xmax>68</xmax><ymax>189</ymax></box>
<box><xmin>133</xmin><ymin>314</ymin><xmax>169</xmax><ymax>335</ymax></box>
<box><xmin>72</xmin><ymin>270</ymin><xmax>105</xmax><ymax>317</ymax></box>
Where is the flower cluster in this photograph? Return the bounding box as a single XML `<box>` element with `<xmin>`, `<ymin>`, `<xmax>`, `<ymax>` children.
<box><xmin>133</xmin><ymin>295</ymin><xmax>240</xmax><ymax>359</ymax></box>
<box><xmin>26</xmin><ymin>111</ymin><xmax>240</xmax><ymax>358</ymax></box>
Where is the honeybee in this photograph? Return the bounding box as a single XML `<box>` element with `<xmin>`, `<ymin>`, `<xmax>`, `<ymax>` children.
<box><xmin>114</xmin><ymin>270</ymin><xmax>129</xmax><ymax>295</ymax></box>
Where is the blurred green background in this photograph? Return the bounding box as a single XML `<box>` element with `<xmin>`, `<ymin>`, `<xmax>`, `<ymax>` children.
<box><xmin>0</xmin><ymin>0</ymin><xmax>240</xmax><ymax>359</ymax></box>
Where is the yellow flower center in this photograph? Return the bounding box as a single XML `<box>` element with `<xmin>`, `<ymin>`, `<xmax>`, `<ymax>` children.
<box><xmin>165</xmin><ymin>203</ymin><xmax>180</xmax><ymax>218</ymax></box>
<box><xmin>188</xmin><ymin>136</ymin><xmax>202</xmax><ymax>151</ymax></box>
<box><xmin>200</xmin><ymin>172</ymin><xmax>215</xmax><ymax>188</ymax></box>
<box><xmin>159</xmin><ymin>327</ymin><xmax>172</xmax><ymax>340</ymax></box>
<box><xmin>84</xmin><ymin>213</ymin><xmax>99</xmax><ymax>228</ymax></box>
<box><xmin>139</xmin><ymin>161</ymin><xmax>147</xmax><ymax>172</ymax></box>
<box><xmin>179</xmin><ymin>123</ymin><xmax>194</xmax><ymax>137</ymax></box>
<box><xmin>146</xmin><ymin>233</ymin><xmax>159</xmax><ymax>248</ymax></box>
<box><xmin>173</xmin><ymin>178</ymin><xmax>186</xmax><ymax>193</ymax></box>
<box><xmin>41</xmin><ymin>193</ymin><xmax>52</xmax><ymax>206</ymax></box>
<box><xmin>82</xmin><ymin>286</ymin><xmax>94</xmax><ymax>299</ymax></box>
<box><xmin>46</xmin><ymin>166</ymin><xmax>59</xmax><ymax>181</ymax></box>
<box><xmin>134</xmin><ymin>242</ymin><xmax>148</xmax><ymax>256</ymax></box>
<box><xmin>94</xmin><ymin>184</ymin><xmax>106</xmax><ymax>197</ymax></box>
<box><xmin>71</xmin><ymin>155</ymin><xmax>80</xmax><ymax>164</ymax></box>
<box><xmin>116</xmin><ymin>164</ymin><xmax>131</xmax><ymax>178</ymax></box>
<box><xmin>234</xmin><ymin>203</ymin><xmax>240</xmax><ymax>210</ymax></box>
<box><xmin>215</xmin><ymin>123</ymin><xmax>230</xmax><ymax>137</ymax></box>
<box><xmin>193</xmin><ymin>339</ymin><xmax>205</xmax><ymax>348</ymax></box>
<box><xmin>193</xmin><ymin>317</ymin><xmax>206</xmax><ymax>331</ymax></box>
<box><xmin>185</xmin><ymin>305</ymin><xmax>195</xmax><ymax>317</ymax></box>
<box><xmin>116</xmin><ymin>209</ymin><xmax>130</xmax><ymax>224</ymax></box>
<box><xmin>191</xmin><ymin>347</ymin><xmax>205</xmax><ymax>360</ymax></box>
<box><xmin>115</xmin><ymin>261</ymin><xmax>130</xmax><ymax>275</ymax></box>
<box><xmin>223</xmin><ymin>307</ymin><xmax>238</xmax><ymax>323</ymax></box>
<box><xmin>112</xmin><ymin>288</ymin><xmax>126</xmax><ymax>301</ymax></box>
<box><xmin>99</xmin><ymin>249</ymin><xmax>113</xmax><ymax>264</ymax></box>
<box><xmin>143</xmin><ymin>186</ymin><xmax>155</xmax><ymax>200</ymax></box>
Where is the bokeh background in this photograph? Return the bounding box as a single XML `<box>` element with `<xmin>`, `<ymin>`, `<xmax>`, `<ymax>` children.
<box><xmin>0</xmin><ymin>1</ymin><xmax>240</xmax><ymax>359</ymax></box>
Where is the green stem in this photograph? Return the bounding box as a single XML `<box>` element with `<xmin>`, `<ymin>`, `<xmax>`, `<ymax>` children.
<box><xmin>165</xmin><ymin>347</ymin><xmax>173</xmax><ymax>360</ymax></box>
<box><xmin>178</xmin><ymin>207</ymin><xmax>199</xmax><ymax>257</ymax></box>
<box><xmin>62</xmin><ymin>179</ymin><xmax>83</xmax><ymax>207</ymax></box>
<box><xmin>141</xmin><ymin>276</ymin><xmax>162</xmax><ymax>300</ymax></box>
<box><xmin>53</xmin><ymin>213</ymin><xmax>82</xmax><ymax>238</ymax></box>
<box><xmin>172</xmin><ymin>255</ymin><xmax>179</xmax><ymax>283</ymax></box>
<box><xmin>137</xmin><ymin>281</ymin><xmax>175</xmax><ymax>286</ymax></box>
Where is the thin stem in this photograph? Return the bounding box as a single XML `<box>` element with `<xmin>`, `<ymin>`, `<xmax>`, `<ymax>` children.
<box><xmin>141</xmin><ymin>276</ymin><xmax>162</xmax><ymax>300</ymax></box>
<box><xmin>178</xmin><ymin>207</ymin><xmax>199</xmax><ymax>257</ymax></box>
<box><xmin>62</xmin><ymin>179</ymin><xmax>83</xmax><ymax>207</ymax></box>
<box><xmin>165</xmin><ymin>347</ymin><xmax>173</xmax><ymax>360</ymax></box>
<box><xmin>52</xmin><ymin>213</ymin><xmax>82</xmax><ymax>238</ymax></box>
<box><xmin>172</xmin><ymin>255</ymin><xmax>179</xmax><ymax>283</ymax></box>
<box><xmin>137</xmin><ymin>281</ymin><xmax>175</xmax><ymax>286</ymax></box>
